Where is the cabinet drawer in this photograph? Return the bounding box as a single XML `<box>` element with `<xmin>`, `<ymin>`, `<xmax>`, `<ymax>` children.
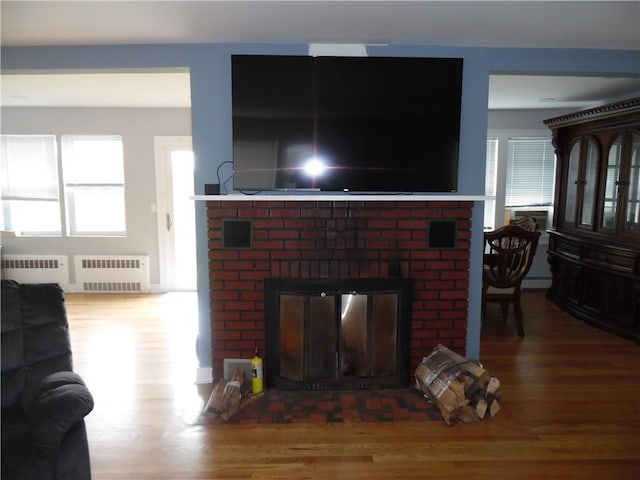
<box><xmin>584</xmin><ymin>248</ymin><xmax>636</xmax><ymax>272</ymax></box>
<box><xmin>552</xmin><ymin>237</ymin><xmax>582</xmax><ymax>259</ymax></box>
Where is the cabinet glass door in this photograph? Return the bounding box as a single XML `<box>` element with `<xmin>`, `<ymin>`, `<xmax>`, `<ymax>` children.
<box><xmin>579</xmin><ymin>139</ymin><xmax>599</xmax><ymax>227</ymax></box>
<box><xmin>563</xmin><ymin>141</ymin><xmax>581</xmax><ymax>225</ymax></box>
<box><xmin>622</xmin><ymin>133</ymin><xmax>640</xmax><ymax>236</ymax></box>
<box><xmin>601</xmin><ymin>135</ymin><xmax>623</xmax><ymax>231</ymax></box>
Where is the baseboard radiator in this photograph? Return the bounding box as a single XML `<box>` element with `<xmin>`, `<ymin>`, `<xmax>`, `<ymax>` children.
<box><xmin>1</xmin><ymin>255</ymin><xmax>70</xmax><ymax>289</ymax></box>
<box><xmin>74</xmin><ymin>255</ymin><xmax>150</xmax><ymax>293</ymax></box>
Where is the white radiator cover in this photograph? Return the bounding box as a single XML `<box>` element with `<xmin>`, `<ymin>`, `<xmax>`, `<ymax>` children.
<box><xmin>74</xmin><ymin>255</ymin><xmax>150</xmax><ymax>293</ymax></box>
<box><xmin>1</xmin><ymin>255</ymin><xmax>70</xmax><ymax>290</ymax></box>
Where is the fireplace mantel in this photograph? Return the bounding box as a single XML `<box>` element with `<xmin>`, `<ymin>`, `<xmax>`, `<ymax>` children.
<box><xmin>194</xmin><ymin>194</ymin><xmax>486</xmax><ymax>202</ymax></box>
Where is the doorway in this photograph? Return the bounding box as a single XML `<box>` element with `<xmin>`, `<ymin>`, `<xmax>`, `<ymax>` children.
<box><xmin>154</xmin><ymin>136</ymin><xmax>197</xmax><ymax>291</ymax></box>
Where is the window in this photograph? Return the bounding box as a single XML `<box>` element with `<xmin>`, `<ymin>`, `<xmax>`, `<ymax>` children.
<box><xmin>0</xmin><ymin>135</ymin><xmax>62</xmax><ymax>235</ymax></box>
<box><xmin>484</xmin><ymin>138</ymin><xmax>498</xmax><ymax>230</ymax></box>
<box><xmin>61</xmin><ymin>135</ymin><xmax>126</xmax><ymax>236</ymax></box>
<box><xmin>485</xmin><ymin>133</ymin><xmax>556</xmax><ymax>233</ymax></box>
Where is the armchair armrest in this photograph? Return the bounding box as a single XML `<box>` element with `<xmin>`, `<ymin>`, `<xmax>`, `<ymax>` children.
<box><xmin>21</xmin><ymin>372</ymin><xmax>94</xmax><ymax>448</ymax></box>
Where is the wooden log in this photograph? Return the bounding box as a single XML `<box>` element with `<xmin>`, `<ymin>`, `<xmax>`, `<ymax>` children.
<box><xmin>415</xmin><ymin>348</ymin><xmax>470</xmax><ymax>402</ymax></box>
<box><xmin>489</xmin><ymin>399</ymin><xmax>501</xmax><ymax>418</ymax></box>
<box><xmin>205</xmin><ymin>378</ymin><xmax>228</xmax><ymax>414</ymax></box>
<box><xmin>438</xmin><ymin>404</ymin><xmax>458</xmax><ymax>426</ymax></box>
<box><xmin>475</xmin><ymin>398</ymin><xmax>488</xmax><ymax>419</ymax></box>
<box><xmin>457</xmin><ymin>405</ymin><xmax>480</xmax><ymax>424</ymax></box>
<box><xmin>431</xmin><ymin>344</ymin><xmax>491</xmax><ymax>389</ymax></box>
<box><xmin>487</xmin><ymin>376</ymin><xmax>501</xmax><ymax>395</ymax></box>
<box><xmin>416</xmin><ymin>368</ymin><xmax>459</xmax><ymax>413</ymax></box>
<box><xmin>448</xmin><ymin>377</ymin><xmax>467</xmax><ymax>406</ymax></box>
<box><xmin>415</xmin><ymin>344</ymin><xmax>503</xmax><ymax>425</ymax></box>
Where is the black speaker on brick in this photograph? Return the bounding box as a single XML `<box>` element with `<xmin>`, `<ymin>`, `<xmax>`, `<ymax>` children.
<box><xmin>223</xmin><ymin>220</ymin><xmax>252</xmax><ymax>248</ymax></box>
<box><xmin>428</xmin><ymin>220</ymin><xmax>457</xmax><ymax>249</ymax></box>
<box><xmin>388</xmin><ymin>260</ymin><xmax>402</xmax><ymax>277</ymax></box>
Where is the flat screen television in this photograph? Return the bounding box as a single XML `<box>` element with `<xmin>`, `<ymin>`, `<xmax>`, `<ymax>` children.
<box><xmin>231</xmin><ymin>55</ymin><xmax>463</xmax><ymax>193</ymax></box>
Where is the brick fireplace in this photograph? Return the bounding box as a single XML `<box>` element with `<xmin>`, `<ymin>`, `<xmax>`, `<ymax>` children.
<box><xmin>207</xmin><ymin>200</ymin><xmax>472</xmax><ymax>385</ymax></box>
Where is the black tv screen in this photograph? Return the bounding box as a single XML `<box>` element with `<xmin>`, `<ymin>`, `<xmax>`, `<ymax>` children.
<box><xmin>231</xmin><ymin>55</ymin><xmax>463</xmax><ymax>193</ymax></box>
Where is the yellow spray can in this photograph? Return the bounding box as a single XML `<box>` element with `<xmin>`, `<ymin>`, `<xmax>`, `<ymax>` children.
<box><xmin>251</xmin><ymin>347</ymin><xmax>263</xmax><ymax>395</ymax></box>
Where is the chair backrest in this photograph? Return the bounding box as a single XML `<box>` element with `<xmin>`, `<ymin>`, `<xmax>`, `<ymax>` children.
<box><xmin>509</xmin><ymin>215</ymin><xmax>538</xmax><ymax>232</ymax></box>
<box><xmin>483</xmin><ymin>225</ymin><xmax>541</xmax><ymax>289</ymax></box>
<box><xmin>1</xmin><ymin>280</ymin><xmax>73</xmax><ymax>407</ymax></box>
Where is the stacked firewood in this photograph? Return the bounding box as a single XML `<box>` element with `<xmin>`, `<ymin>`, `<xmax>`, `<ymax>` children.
<box><xmin>415</xmin><ymin>344</ymin><xmax>502</xmax><ymax>426</ymax></box>
<box><xmin>205</xmin><ymin>369</ymin><xmax>252</xmax><ymax>421</ymax></box>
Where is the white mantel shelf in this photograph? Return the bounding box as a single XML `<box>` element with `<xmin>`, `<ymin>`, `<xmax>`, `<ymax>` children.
<box><xmin>193</xmin><ymin>194</ymin><xmax>487</xmax><ymax>202</ymax></box>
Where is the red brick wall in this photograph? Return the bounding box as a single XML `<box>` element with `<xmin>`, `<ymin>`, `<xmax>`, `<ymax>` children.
<box><xmin>207</xmin><ymin>200</ymin><xmax>472</xmax><ymax>381</ymax></box>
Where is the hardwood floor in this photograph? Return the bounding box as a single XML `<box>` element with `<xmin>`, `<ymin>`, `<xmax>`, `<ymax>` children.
<box><xmin>65</xmin><ymin>291</ymin><xmax>640</xmax><ymax>479</ymax></box>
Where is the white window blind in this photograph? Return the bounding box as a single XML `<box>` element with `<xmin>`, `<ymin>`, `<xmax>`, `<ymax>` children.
<box><xmin>1</xmin><ymin>135</ymin><xmax>58</xmax><ymax>200</ymax></box>
<box><xmin>0</xmin><ymin>135</ymin><xmax>62</xmax><ymax>235</ymax></box>
<box><xmin>484</xmin><ymin>138</ymin><xmax>498</xmax><ymax>230</ymax></box>
<box><xmin>506</xmin><ymin>138</ymin><xmax>556</xmax><ymax>207</ymax></box>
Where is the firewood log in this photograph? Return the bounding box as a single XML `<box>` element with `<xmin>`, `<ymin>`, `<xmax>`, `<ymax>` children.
<box><xmin>206</xmin><ymin>378</ymin><xmax>228</xmax><ymax>414</ymax></box>
<box><xmin>489</xmin><ymin>399</ymin><xmax>501</xmax><ymax>418</ymax></box>
<box><xmin>487</xmin><ymin>376</ymin><xmax>501</xmax><ymax>395</ymax></box>
<box><xmin>415</xmin><ymin>344</ymin><xmax>502</xmax><ymax>425</ymax></box>
<box><xmin>416</xmin><ymin>365</ymin><xmax>459</xmax><ymax>413</ymax></box>
<box><xmin>475</xmin><ymin>398</ymin><xmax>488</xmax><ymax>419</ymax></box>
<box><xmin>429</xmin><ymin>344</ymin><xmax>491</xmax><ymax>389</ymax></box>
<box><xmin>457</xmin><ymin>405</ymin><xmax>480</xmax><ymax>423</ymax></box>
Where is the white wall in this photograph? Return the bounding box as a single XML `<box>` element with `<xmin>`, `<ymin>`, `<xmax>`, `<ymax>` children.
<box><xmin>1</xmin><ymin>106</ymin><xmax>192</xmax><ymax>287</ymax></box>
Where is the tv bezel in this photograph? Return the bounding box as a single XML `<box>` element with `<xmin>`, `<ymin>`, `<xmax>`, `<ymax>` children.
<box><xmin>230</xmin><ymin>54</ymin><xmax>463</xmax><ymax>194</ymax></box>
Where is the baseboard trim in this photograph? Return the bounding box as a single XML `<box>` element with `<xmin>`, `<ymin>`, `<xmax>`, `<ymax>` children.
<box><xmin>523</xmin><ymin>278</ymin><xmax>551</xmax><ymax>290</ymax></box>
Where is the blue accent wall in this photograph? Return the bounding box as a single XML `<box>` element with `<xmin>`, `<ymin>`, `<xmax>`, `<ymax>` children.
<box><xmin>3</xmin><ymin>43</ymin><xmax>637</xmax><ymax>362</ymax></box>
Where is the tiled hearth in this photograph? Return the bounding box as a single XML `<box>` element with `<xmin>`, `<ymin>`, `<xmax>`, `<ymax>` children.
<box><xmin>207</xmin><ymin>200</ymin><xmax>472</xmax><ymax>383</ymax></box>
<box><xmin>200</xmin><ymin>388</ymin><xmax>442</xmax><ymax>424</ymax></box>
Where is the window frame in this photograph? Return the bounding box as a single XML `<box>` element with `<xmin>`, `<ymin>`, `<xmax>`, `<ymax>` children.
<box><xmin>0</xmin><ymin>134</ymin><xmax>63</xmax><ymax>236</ymax></box>
<box><xmin>484</xmin><ymin>137</ymin><xmax>499</xmax><ymax>230</ymax></box>
<box><xmin>485</xmin><ymin>130</ymin><xmax>557</xmax><ymax>241</ymax></box>
<box><xmin>61</xmin><ymin>134</ymin><xmax>127</xmax><ymax>237</ymax></box>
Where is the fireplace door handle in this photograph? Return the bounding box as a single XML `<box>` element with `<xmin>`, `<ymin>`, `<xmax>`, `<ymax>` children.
<box><xmin>166</xmin><ymin>213</ymin><xmax>173</xmax><ymax>231</ymax></box>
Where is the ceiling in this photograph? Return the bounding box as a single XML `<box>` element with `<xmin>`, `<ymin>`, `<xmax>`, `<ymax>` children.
<box><xmin>3</xmin><ymin>1</ymin><xmax>639</xmax><ymax>50</ymax></box>
<box><xmin>1</xmin><ymin>1</ymin><xmax>639</xmax><ymax>110</ymax></box>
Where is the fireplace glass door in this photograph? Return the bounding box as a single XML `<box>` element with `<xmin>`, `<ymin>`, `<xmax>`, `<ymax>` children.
<box><xmin>268</xmin><ymin>278</ymin><xmax>410</xmax><ymax>390</ymax></box>
<box><xmin>279</xmin><ymin>292</ymin><xmax>337</xmax><ymax>382</ymax></box>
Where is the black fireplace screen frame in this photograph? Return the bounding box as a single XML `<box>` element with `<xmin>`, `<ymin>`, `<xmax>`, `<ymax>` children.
<box><xmin>264</xmin><ymin>278</ymin><xmax>412</xmax><ymax>390</ymax></box>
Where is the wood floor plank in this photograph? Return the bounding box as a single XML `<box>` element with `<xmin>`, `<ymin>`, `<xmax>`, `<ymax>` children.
<box><xmin>65</xmin><ymin>291</ymin><xmax>640</xmax><ymax>479</ymax></box>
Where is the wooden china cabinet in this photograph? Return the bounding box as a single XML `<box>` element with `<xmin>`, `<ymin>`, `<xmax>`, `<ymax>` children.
<box><xmin>545</xmin><ymin>97</ymin><xmax>640</xmax><ymax>344</ymax></box>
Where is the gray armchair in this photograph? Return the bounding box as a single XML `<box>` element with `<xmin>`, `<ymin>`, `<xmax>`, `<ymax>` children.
<box><xmin>1</xmin><ymin>280</ymin><xmax>94</xmax><ymax>480</ymax></box>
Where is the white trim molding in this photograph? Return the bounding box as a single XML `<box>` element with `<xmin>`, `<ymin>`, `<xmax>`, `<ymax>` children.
<box><xmin>193</xmin><ymin>194</ymin><xmax>487</xmax><ymax>202</ymax></box>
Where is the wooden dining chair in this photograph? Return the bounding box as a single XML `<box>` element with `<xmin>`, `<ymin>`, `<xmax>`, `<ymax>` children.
<box><xmin>482</xmin><ymin>225</ymin><xmax>541</xmax><ymax>337</ymax></box>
